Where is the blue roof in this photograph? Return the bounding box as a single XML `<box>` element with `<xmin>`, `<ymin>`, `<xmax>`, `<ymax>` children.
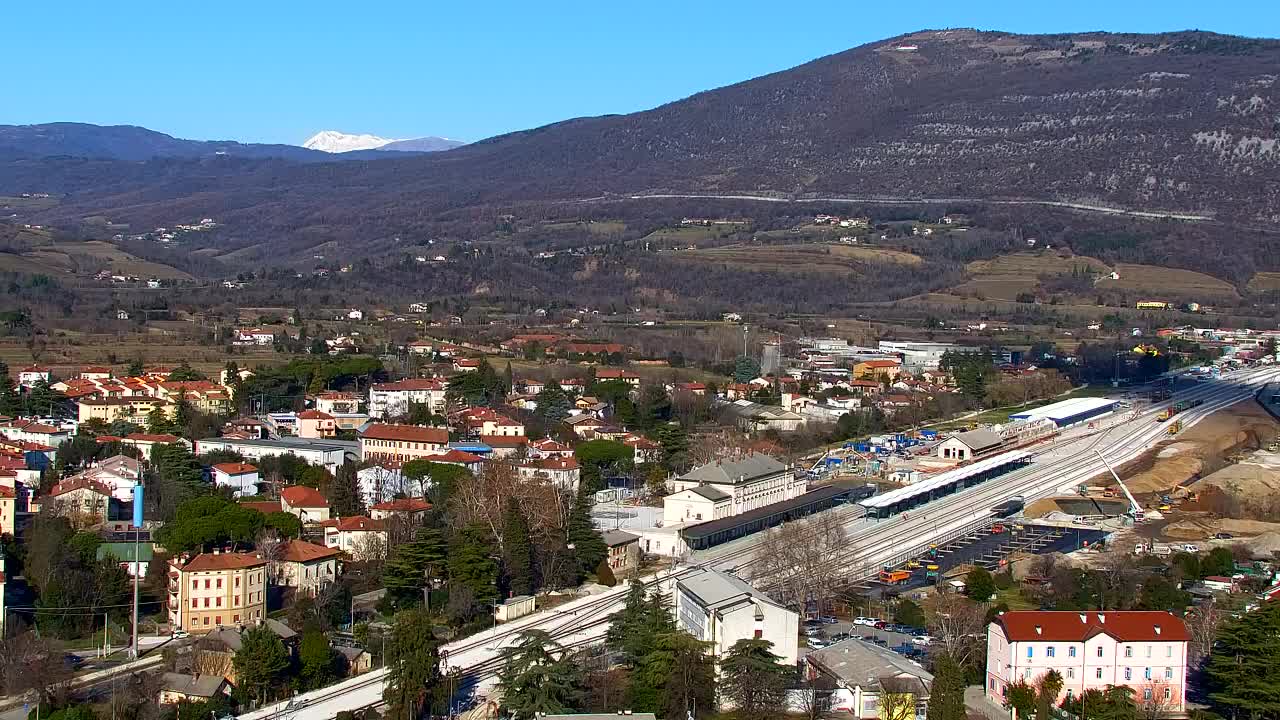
<box><xmin>449</xmin><ymin>441</ymin><xmax>492</xmax><ymax>453</ymax></box>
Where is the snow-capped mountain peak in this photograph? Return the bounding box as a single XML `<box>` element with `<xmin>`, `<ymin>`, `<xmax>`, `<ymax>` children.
<box><xmin>302</xmin><ymin>130</ymin><xmax>401</xmax><ymax>153</ymax></box>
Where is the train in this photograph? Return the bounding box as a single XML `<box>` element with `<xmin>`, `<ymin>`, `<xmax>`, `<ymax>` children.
<box><xmin>1157</xmin><ymin>398</ymin><xmax>1204</xmax><ymax>422</ymax></box>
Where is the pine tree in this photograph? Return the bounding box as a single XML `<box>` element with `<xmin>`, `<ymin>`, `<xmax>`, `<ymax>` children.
<box><xmin>503</xmin><ymin>505</ymin><xmax>534</xmax><ymax>597</ymax></box>
<box><xmin>565</xmin><ymin>492</ymin><xmax>606</xmax><ymax>580</ymax></box>
<box><xmin>448</xmin><ymin>524</ymin><xmax>499</xmax><ymax>602</ymax></box>
<box><xmin>383</xmin><ymin>527</ymin><xmax>448</xmax><ymax>606</ymax></box>
<box><xmin>606</xmin><ymin>580</ymin><xmax>654</xmax><ymax>666</ymax></box>
<box><xmin>497</xmin><ymin>630</ymin><xmax>584</xmax><ymax>720</ymax></box>
<box><xmin>328</xmin><ymin>462</ymin><xmax>365</xmax><ymax>516</ymax></box>
<box><xmin>719</xmin><ymin>638</ymin><xmax>790</xmax><ymax>720</ymax></box>
<box><xmin>233</xmin><ymin>626</ymin><xmax>291</xmax><ymax>705</ymax></box>
<box><xmin>1206</xmin><ymin>601</ymin><xmax>1280</xmax><ymax>720</ymax></box>
<box><xmin>926</xmin><ymin>654</ymin><xmax>967</xmax><ymax>720</ymax></box>
<box><xmin>631</xmin><ymin>630</ymin><xmax>717</xmax><ymax>719</ymax></box>
<box><xmin>383</xmin><ymin>607</ymin><xmax>442</xmax><ymax>720</ymax></box>
<box><xmin>535</xmin><ymin>379</ymin><xmax>571</xmax><ymax>425</ymax></box>
<box><xmin>299</xmin><ymin>628</ymin><xmax>336</xmax><ymax>690</ymax></box>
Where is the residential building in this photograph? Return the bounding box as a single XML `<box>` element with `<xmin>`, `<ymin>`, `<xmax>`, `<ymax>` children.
<box><xmin>210</xmin><ymin>463</ymin><xmax>260</xmax><ymax>497</ymax></box>
<box><xmin>529</xmin><ymin>439</ymin><xmax>574</xmax><ymax>458</ymax></box>
<box><xmin>663</xmin><ymin>485</ymin><xmax>733</xmax><ymax>525</ymax></box>
<box><xmin>368</xmin><ymin>378</ymin><xmax>447</xmax><ymax>419</ymax></box>
<box><xmin>594</xmin><ymin>368</ymin><xmax>641</xmax><ymax>385</ymax></box>
<box><xmin>233</xmin><ymin>328</ymin><xmax>275</xmax><ymax>346</ymax></box>
<box><xmin>17</xmin><ymin>365</ymin><xmax>52</xmax><ymax>388</ymax></box>
<box><xmin>321</xmin><ymin>516</ymin><xmax>388</xmax><ymax>560</ymax></box>
<box><xmin>724</xmin><ymin>400</ymin><xmax>806</xmax><ymax>434</ymax></box>
<box><xmin>194</xmin><ymin>437</ymin><xmax>356</xmax><ymax>473</ymax></box>
<box><xmin>296</xmin><ymin>410</ymin><xmax>337</xmax><ymax>439</ymax></box>
<box><xmin>936</xmin><ymin>429</ymin><xmax>1005</xmax><ymax>461</ymax></box>
<box><xmin>359</xmin><ymin>423</ymin><xmax>449</xmax><ymax>463</ymax></box>
<box><xmin>63</xmin><ymin>454</ymin><xmax>143</xmax><ymax>501</ymax></box>
<box><xmin>370</xmin><ymin>498</ymin><xmax>432</xmax><ymax>522</ymax></box>
<box><xmin>123</xmin><ymin>433</ymin><xmax>187</xmax><ymax>456</ymax></box>
<box><xmin>159</xmin><ymin>674</ymin><xmax>231</xmax><ymax>705</ymax></box>
<box><xmin>155</xmin><ymin>381</ymin><xmax>234</xmax><ymax>415</ymax></box>
<box><xmin>314</xmin><ymin>391</ymin><xmax>361</xmax><ymax>415</ymax></box>
<box><xmin>481</xmin><ymin>434</ymin><xmax>528</xmax><ymax>458</ymax></box>
<box><xmin>668</xmin><ymin>567</ymin><xmax>799</xmax><ymax>665</ymax></box>
<box><xmin>336</xmin><ymin>646</ymin><xmax>373</xmax><ymax>676</ymax></box>
<box><xmin>0</xmin><ymin>486</ymin><xmax>14</xmax><ymax>536</ymax></box>
<box><xmin>46</xmin><ymin>476</ymin><xmax>113</xmax><ymax>526</ymax></box>
<box><xmin>985</xmin><ymin>611</ymin><xmax>1189</xmax><ymax>713</ymax></box>
<box><xmin>854</xmin><ymin>359</ymin><xmax>903</xmax><ymax>381</ymax></box>
<box><xmin>76</xmin><ymin>396</ymin><xmax>169</xmax><ymax>426</ymax></box>
<box><xmin>603</xmin><ymin>530</ymin><xmax>640</xmax><ymax>575</ymax></box>
<box><xmin>669</xmin><ymin>454</ymin><xmax>806</xmax><ymax>516</ymax></box>
<box><xmin>514</xmin><ymin>457</ymin><xmax>581</xmax><ymax>493</ymax></box>
<box><xmin>168</xmin><ymin>551</ymin><xmax>268</xmax><ymax>633</ymax></box>
<box><xmin>97</xmin><ymin>542</ymin><xmax>153</xmax><ymax>577</ymax></box>
<box><xmin>806</xmin><ymin>638</ymin><xmax>933</xmax><ymax>718</ymax></box>
<box><xmin>0</xmin><ymin>419</ymin><xmax>70</xmax><ymax>447</ymax></box>
<box><xmin>456</xmin><ymin>408</ymin><xmax>525</xmax><ymax>437</ymax></box>
<box><xmin>567</xmin><ymin>414</ymin><xmax>608</xmax><ymax>438</ymax></box>
<box><xmin>280</xmin><ymin>485</ymin><xmax>331</xmax><ymax>523</ymax></box>
<box><xmin>273</xmin><ymin>540</ymin><xmax>341</xmax><ymax>596</ymax></box>
<box><xmin>623</xmin><ymin>434</ymin><xmax>663</xmax><ymax>464</ymax></box>
<box><xmin>192</xmin><ymin>620</ymin><xmax>298</xmax><ymax>684</ymax></box>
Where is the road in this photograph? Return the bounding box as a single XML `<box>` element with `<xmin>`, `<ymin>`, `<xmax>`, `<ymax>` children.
<box><xmin>237</xmin><ymin>368</ymin><xmax>1275</xmax><ymax>720</ymax></box>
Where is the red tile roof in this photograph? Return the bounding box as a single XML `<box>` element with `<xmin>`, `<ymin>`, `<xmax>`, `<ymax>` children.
<box><xmin>279</xmin><ymin>539</ymin><xmax>341</xmax><ymax>563</ymax></box>
<box><xmin>521</xmin><ymin>457</ymin><xmax>579</xmax><ymax>471</ymax></box>
<box><xmin>427</xmin><ymin>449</ymin><xmax>484</xmax><ymax>464</ymax></box>
<box><xmin>297</xmin><ymin>410</ymin><xmax>334</xmax><ymax>420</ymax></box>
<box><xmin>280</xmin><ymin>485</ymin><xmax>329</xmax><ymax>508</ymax></box>
<box><xmin>239</xmin><ymin>500</ymin><xmax>283</xmax><ymax>514</ymax></box>
<box><xmin>994</xmin><ymin>611</ymin><xmax>1189</xmax><ymax>643</ymax></box>
<box><xmin>360</xmin><ymin>423</ymin><xmax>448</xmax><ymax>444</ymax></box>
<box><xmin>479</xmin><ymin>434</ymin><xmax>527</xmax><ymax>448</ymax></box>
<box><xmin>125</xmin><ymin>433</ymin><xmax>182</xmax><ymax>444</ymax></box>
<box><xmin>211</xmin><ymin>463</ymin><xmax>258</xmax><ymax>475</ymax></box>
<box><xmin>49</xmin><ymin>476</ymin><xmax>113</xmax><ymax>497</ymax></box>
<box><xmin>861</xmin><ymin>359</ymin><xmax>901</xmax><ymax>368</ymax></box>
<box><xmin>179</xmin><ymin>552</ymin><xmax>267</xmax><ymax>572</ymax></box>
<box><xmin>370</xmin><ymin>498</ymin><xmax>432</xmax><ymax>513</ymax></box>
<box><xmin>371</xmin><ymin>379</ymin><xmax>445</xmax><ymax>392</ymax></box>
<box><xmin>329</xmin><ymin>516</ymin><xmax>386</xmax><ymax>532</ymax></box>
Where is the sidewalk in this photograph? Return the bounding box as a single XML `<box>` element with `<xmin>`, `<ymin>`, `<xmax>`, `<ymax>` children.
<box><xmin>966</xmin><ymin>685</ymin><xmax>1007</xmax><ymax>720</ymax></box>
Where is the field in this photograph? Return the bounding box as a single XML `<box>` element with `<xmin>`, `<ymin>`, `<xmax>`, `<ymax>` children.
<box><xmin>674</xmin><ymin>243</ymin><xmax>922</xmax><ymax>273</ymax></box>
<box><xmin>0</xmin><ymin>239</ymin><xmax>193</xmax><ymax>280</ymax></box>
<box><xmin>958</xmin><ymin>251</ymin><xmax>1111</xmax><ymax>300</ymax></box>
<box><xmin>541</xmin><ymin>221</ymin><xmax>627</xmax><ymax>236</ymax></box>
<box><xmin>0</xmin><ymin>335</ymin><xmax>280</xmax><ymax>376</ymax></box>
<box><xmin>1247</xmin><ymin>272</ymin><xmax>1280</xmax><ymax>293</ymax></box>
<box><xmin>0</xmin><ymin>195</ymin><xmax>60</xmax><ymax>212</ymax></box>
<box><xmin>1096</xmin><ymin>263</ymin><xmax>1240</xmax><ymax>300</ymax></box>
<box><xmin>640</xmin><ymin>225</ymin><xmax>737</xmax><ymax>246</ymax></box>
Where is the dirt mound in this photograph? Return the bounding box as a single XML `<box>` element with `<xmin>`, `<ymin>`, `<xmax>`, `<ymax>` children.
<box><xmin>1161</xmin><ymin>517</ymin><xmax>1280</xmax><ymax>542</ymax></box>
<box><xmin>1247</xmin><ymin>532</ymin><xmax>1280</xmax><ymax>559</ymax></box>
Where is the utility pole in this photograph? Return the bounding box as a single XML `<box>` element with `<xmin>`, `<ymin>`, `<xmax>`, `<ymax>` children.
<box><xmin>129</xmin><ymin>482</ymin><xmax>143</xmax><ymax>660</ymax></box>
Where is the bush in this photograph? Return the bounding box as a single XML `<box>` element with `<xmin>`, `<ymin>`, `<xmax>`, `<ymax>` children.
<box><xmin>595</xmin><ymin>560</ymin><xmax>618</xmax><ymax>587</ymax></box>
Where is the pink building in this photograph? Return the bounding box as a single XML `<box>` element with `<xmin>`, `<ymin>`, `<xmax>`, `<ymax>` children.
<box><xmin>986</xmin><ymin>611</ymin><xmax>1189</xmax><ymax>713</ymax></box>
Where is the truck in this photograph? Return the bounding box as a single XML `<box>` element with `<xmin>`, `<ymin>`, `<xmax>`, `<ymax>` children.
<box><xmin>992</xmin><ymin>495</ymin><xmax>1025</xmax><ymax>517</ymax></box>
<box><xmin>879</xmin><ymin>569</ymin><xmax>912</xmax><ymax>584</ymax></box>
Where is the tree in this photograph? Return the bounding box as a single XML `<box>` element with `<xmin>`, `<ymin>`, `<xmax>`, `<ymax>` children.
<box><xmin>1035</xmin><ymin>670</ymin><xmax>1064</xmax><ymax>720</ymax></box>
<box><xmin>566</xmin><ymin>492</ymin><xmax>607</xmax><ymax>580</ymax></box>
<box><xmin>328</xmin><ymin>462</ymin><xmax>365</xmax><ymax>517</ymax></box>
<box><xmin>733</xmin><ymin>356</ymin><xmax>762</xmax><ymax>383</ymax></box>
<box><xmin>1137</xmin><ymin>576</ymin><xmax>1191</xmax><ymax>613</ymax></box>
<box><xmin>1004</xmin><ymin>679</ymin><xmax>1037</xmax><ymax>720</ymax></box>
<box><xmin>503</xmin><ymin>505</ymin><xmax>534</xmax><ymax>597</ymax></box>
<box><xmin>154</xmin><ymin>495</ymin><xmax>265</xmax><ymax>553</ymax></box>
<box><xmin>926</xmin><ymin>654</ymin><xmax>966</xmax><ymax>720</ymax></box>
<box><xmin>497</xmin><ymin>631</ymin><xmax>583</xmax><ymax>720</ymax></box>
<box><xmin>607</xmin><ymin>581</ymin><xmax>657</xmax><ymax>666</ymax></box>
<box><xmin>402</xmin><ymin>460</ymin><xmax>470</xmax><ymax>508</ymax></box>
<box><xmin>894</xmin><ymin>598</ymin><xmax>926</xmax><ymax>628</ymax></box>
<box><xmin>233</xmin><ymin>626</ymin><xmax>290</xmax><ymax>705</ymax></box>
<box><xmin>1200</xmin><ymin>547</ymin><xmax>1235</xmax><ymax>578</ymax></box>
<box><xmin>594</xmin><ymin>560</ymin><xmax>617</xmax><ymax>587</ymax></box>
<box><xmin>535</xmin><ymin>380</ymin><xmax>572</xmax><ymax>426</ymax></box>
<box><xmin>382</xmin><ymin>527</ymin><xmax>448</xmax><ymax>608</ymax></box>
<box><xmin>383</xmin><ymin>607</ymin><xmax>442</xmax><ymax>720</ymax></box>
<box><xmin>1206</xmin><ymin>600</ymin><xmax>1280</xmax><ymax>720</ymax></box>
<box><xmin>299</xmin><ymin>628</ymin><xmax>336</xmax><ymax>690</ymax></box>
<box><xmin>718</xmin><ymin>638</ymin><xmax>790</xmax><ymax>720</ymax></box>
<box><xmin>965</xmin><ymin>566</ymin><xmax>996</xmax><ymax>601</ymax></box>
<box><xmin>167</xmin><ymin>362</ymin><xmax>206</xmax><ymax>382</ymax></box>
<box><xmin>632</xmin><ymin>631</ymin><xmax>717</xmax><ymax>719</ymax></box>
<box><xmin>448</xmin><ymin>524</ymin><xmax>499</xmax><ymax>604</ymax></box>
<box><xmin>574</xmin><ymin>439</ymin><xmax>633</xmax><ymax>494</ymax></box>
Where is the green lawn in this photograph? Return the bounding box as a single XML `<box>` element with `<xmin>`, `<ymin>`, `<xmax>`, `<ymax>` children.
<box><xmin>994</xmin><ymin>585</ymin><xmax>1039</xmax><ymax>610</ymax></box>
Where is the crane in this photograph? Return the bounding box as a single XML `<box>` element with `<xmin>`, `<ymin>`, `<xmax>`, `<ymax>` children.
<box><xmin>1094</xmin><ymin>450</ymin><xmax>1144</xmax><ymax>521</ymax></box>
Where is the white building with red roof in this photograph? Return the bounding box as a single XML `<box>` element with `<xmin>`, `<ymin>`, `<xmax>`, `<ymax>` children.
<box><xmin>370</xmin><ymin>498</ymin><xmax>432</xmax><ymax>522</ymax></box>
<box><xmin>321</xmin><ymin>516</ymin><xmax>388</xmax><ymax>561</ymax></box>
<box><xmin>273</xmin><ymin>540</ymin><xmax>340</xmax><ymax>596</ymax></box>
<box><xmin>369</xmin><ymin>378</ymin><xmax>448</xmax><ymax>419</ymax></box>
<box><xmin>358</xmin><ymin>423</ymin><xmax>449</xmax><ymax>463</ymax></box>
<box><xmin>986</xmin><ymin>611</ymin><xmax>1189</xmax><ymax>712</ymax></box>
<box><xmin>210</xmin><ymin>463</ymin><xmax>260</xmax><ymax>497</ymax></box>
<box><xmin>279</xmin><ymin>485</ymin><xmax>330</xmax><ymax>523</ymax></box>
<box><xmin>514</xmin><ymin>457</ymin><xmax>581</xmax><ymax>494</ymax></box>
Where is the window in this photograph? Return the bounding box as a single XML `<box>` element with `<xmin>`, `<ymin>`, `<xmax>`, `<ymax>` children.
<box><xmin>1124</xmin><ymin>668</ymin><xmax>1132</xmax><ymax>681</ymax></box>
<box><xmin>1166</xmin><ymin>646</ymin><xmax>1172</xmax><ymax>658</ymax></box>
<box><xmin>234</xmin><ymin>615</ymin><xmax>240</xmax><ymax>623</ymax></box>
<box><xmin>754</xmin><ymin>629</ymin><xmax>762</xmax><ymax>639</ymax></box>
<box><xmin>1067</xmin><ymin>668</ymin><xmax>1074</xmax><ymax>679</ymax></box>
<box><xmin>1146</xmin><ymin>646</ymin><xmax>1152</xmax><ymax>658</ymax></box>
<box><xmin>1027</xmin><ymin>647</ymin><xmax>1034</xmax><ymax>659</ymax></box>
<box><xmin>1164</xmin><ymin>688</ymin><xmax>1172</xmax><ymax>701</ymax></box>
<box><xmin>1069</xmin><ymin>647</ymin><xmax>1077</xmax><ymax>658</ymax></box>
<box><xmin>1096</xmin><ymin>669</ymin><xmax>1103</xmax><ymax>680</ymax></box>
<box><xmin>216</xmin><ymin>597</ymin><xmax>223</xmax><ymax>607</ymax></box>
<box><xmin>216</xmin><ymin>579</ymin><xmax>223</xmax><ymax>589</ymax></box>
<box><xmin>203</xmin><ymin>598</ymin><xmax>210</xmax><ymax>608</ymax></box>
<box><xmin>990</xmin><ymin>679</ymin><xmax>997</xmax><ymax>691</ymax></box>
<box><xmin>204</xmin><ymin>579</ymin><xmax>210</xmax><ymax>589</ymax></box>
<box><xmin>1023</xmin><ymin>669</ymin><xmax>1031</xmax><ymax>680</ymax></box>
<box><xmin>1124</xmin><ymin>646</ymin><xmax>1133</xmax><ymax>658</ymax></box>
<box><xmin>203</xmin><ymin>617</ymin><xmax>209</xmax><ymax>626</ymax></box>
<box><xmin>1066</xmin><ymin>690</ymin><xmax>1074</xmax><ymax>701</ymax></box>
<box><xmin>216</xmin><ymin>616</ymin><xmax>222</xmax><ymax>625</ymax></box>
<box><xmin>1165</xmin><ymin>667</ymin><xmax>1173</xmax><ymax>680</ymax></box>
<box><xmin>191</xmin><ymin>580</ymin><xmax>198</xmax><ymax>590</ymax></box>
<box><xmin>235</xmin><ymin>576</ymin><xmax>240</xmax><ymax>588</ymax></box>
<box><xmin>1144</xmin><ymin>667</ymin><xmax>1151</xmax><ymax>680</ymax></box>
<box><xmin>191</xmin><ymin>598</ymin><xmax>198</xmax><ymax>608</ymax></box>
<box><xmin>1096</xmin><ymin>646</ymin><xmax>1104</xmax><ymax>658</ymax></box>
<box><xmin>1143</xmin><ymin>689</ymin><xmax>1152</xmax><ymax>701</ymax></box>
<box><xmin>1047</xmin><ymin>647</ymin><xmax>1056</xmax><ymax>658</ymax></box>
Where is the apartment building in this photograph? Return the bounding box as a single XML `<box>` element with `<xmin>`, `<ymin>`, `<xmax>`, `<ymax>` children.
<box><xmin>986</xmin><ymin>611</ymin><xmax>1189</xmax><ymax>713</ymax></box>
<box><xmin>368</xmin><ymin>378</ymin><xmax>447</xmax><ymax>419</ymax></box>
<box><xmin>168</xmin><ymin>552</ymin><xmax>268</xmax><ymax>633</ymax></box>
<box><xmin>358</xmin><ymin>423</ymin><xmax>448</xmax><ymax>463</ymax></box>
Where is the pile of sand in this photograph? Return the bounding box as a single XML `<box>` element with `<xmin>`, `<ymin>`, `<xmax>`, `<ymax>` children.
<box><xmin>1189</xmin><ymin>458</ymin><xmax>1280</xmax><ymax>513</ymax></box>
<box><xmin>1161</xmin><ymin>516</ymin><xmax>1280</xmax><ymax>541</ymax></box>
<box><xmin>1246</xmin><ymin>531</ymin><xmax>1280</xmax><ymax>559</ymax></box>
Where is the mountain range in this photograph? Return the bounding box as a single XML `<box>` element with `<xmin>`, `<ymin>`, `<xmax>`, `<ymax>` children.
<box><xmin>2</xmin><ymin>29</ymin><xmax>1279</xmax><ymax>277</ymax></box>
<box><xmin>302</xmin><ymin>131</ymin><xmax>465</xmax><ymax>154</ymax></box>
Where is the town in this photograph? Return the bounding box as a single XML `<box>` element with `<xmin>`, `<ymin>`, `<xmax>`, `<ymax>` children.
<box><xmin>0</xmin><ymin>306</ymin><xmax>1275</xmax><ymax>720</ymax></box>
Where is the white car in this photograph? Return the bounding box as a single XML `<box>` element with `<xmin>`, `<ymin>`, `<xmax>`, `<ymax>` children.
<box><xmin>853</xmin><ymin>617</ymin><xmax>878</xmax><ymax>626</ymax></box>
<box><xmin>171</xmin><ymin>630</ymin><xmax>189</xmax><ymax>639</ymax></box>
<box><xmin>911</xmin><ymin>635</ymin><xmax>933</xmax><ymax>646</ymax></box>
<box><xmin>1182</xmin><ymin>544</ymin><xmax>1200</xmax><ymax>553</ymax></box>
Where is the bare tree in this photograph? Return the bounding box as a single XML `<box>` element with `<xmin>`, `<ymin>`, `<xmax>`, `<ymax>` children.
<box><xmin>255</xmin><ymin>528</ymin><xmax>286</xmax><ymax>585</ymax></box>
<box><xmin>0</xmin><ymin>631</ymin><xmax>75</xmax><ymax>707</ymax></box>
<box><xmin>1185</xmin><ymin>602</ymin><xmax>1223</xmax><ymax>665</ymax></box>
<box><xmin>750</xmin><ymin>511</ymin><xmax>847</xmax><ymax>614</ymax></box>
<box><xmin>450</xmin><ymin>462</ymin><xmax>565</xmax><ymax>550</ymax></box>
<box><xmin>1137</xmin><ymin>679</ymin><xmax>1177</xmax><ymax>720</ymax></box>
<box><xmin>878</xmin><ymin>678</ymin><xmax>922</xmax><ymax>720</ymax></box>
<box><xmin>924</xmin><ymin>593</ymin><xmax>988</xmax><ymax>671</ymax></box>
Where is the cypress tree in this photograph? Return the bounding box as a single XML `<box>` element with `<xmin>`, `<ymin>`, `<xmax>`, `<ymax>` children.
<box><xmin>565</xmin><ymin>492</ymin><xmax>606</xmax><ymax>580</ymax></box>
<box><xmin>503</xmin><ymin>505</ymin><xmax>534</xmax><ymax>597</ymax></box>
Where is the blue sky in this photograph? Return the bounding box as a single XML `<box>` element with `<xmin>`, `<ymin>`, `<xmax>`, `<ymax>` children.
<box><xmin>7</xmin><ymin>0</ymin><xmax>1278</xmax><ymax>145</ymax></box>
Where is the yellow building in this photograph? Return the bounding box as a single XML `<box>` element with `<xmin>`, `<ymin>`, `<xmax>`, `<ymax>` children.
<box><xmin>168</xmin><ymin>552</ymin><xmax>268</xmax><ymax>634</ymax></box>
<box><xmin>46</xmin><ymin>477</ymin><xmax>112</xmax><ymax>528</ymax></box>
<box><xmin>77</xmin><ymin>396</ymin><xmax>170</xmax><ymax>426</ymax></box>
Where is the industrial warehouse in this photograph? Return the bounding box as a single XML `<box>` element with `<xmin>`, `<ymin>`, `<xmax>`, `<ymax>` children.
<box><xmin>1009</xmin><ymin>397</ymin><xmax>1120</xmax><ymax>427</ymax></box>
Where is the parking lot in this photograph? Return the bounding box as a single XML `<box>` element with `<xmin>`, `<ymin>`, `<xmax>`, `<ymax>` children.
<box><xmin>800</xmin><ymin>617</ymin><xmax>930</xmax><ymax>662</ymax></box>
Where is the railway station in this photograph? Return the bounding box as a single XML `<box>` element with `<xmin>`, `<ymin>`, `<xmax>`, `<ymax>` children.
<box><xmin>858</xmin><ymin>450</ymin><xmax>1032</xmax><ymax>518</ymax></box>
<box><xmin>681</xmin><ymin>484</ymin><xmax>857</xmax><ymax>551</ymax></box>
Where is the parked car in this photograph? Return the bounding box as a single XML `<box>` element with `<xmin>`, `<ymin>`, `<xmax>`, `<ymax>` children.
<box><xmin>821</xmin><ymin>615</ymin><xmax>839</xmax><ymax>624</ymax></box>
<box><xmin>870</xmin><ymin>636</ymin><xmax>888</xmax><ymax>646</ymax></box>
<box><xmin>1215</xmin><ymin>533</ymin><xmax>1234</xmax><ymax>540</ymax></box>
<box><xmin>804</xmin><ymin>626</ymin><xmax>824</xmax><ymax>637</ymax></box>
<box><xmin>853</xmin><ymin>617</ymin><xmax>878</xmax><ymax>626</ymax></box>
<box><xmin>874</xmin><ymin>621</ymin><xmax>888</xmax><ymax>630</ymax></box>
<box><xmin>807</xmin><ymin>637</ymin><xmax>829</xmax><ymax>649</ymax></box>
<box><xmin>1182</xmin><ymin>544</ymin><xmax>1200</xmax><ymax>552</ymax></box>
<box><xmin>912</xmin><ymin>635</ymin><xmax>933</xmax><ymax>646</ymax></box>
<box><xmin>830</xmin><ymin>632</ymin><xmax>850</xmax><ymax>642</ymax></box>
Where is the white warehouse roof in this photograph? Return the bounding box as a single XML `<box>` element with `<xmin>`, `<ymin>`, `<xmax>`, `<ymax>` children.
<box><xmin>1008</xmin><ymin>397</ymin><xmax>1118</xmax><ymax>424</ymax></box>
